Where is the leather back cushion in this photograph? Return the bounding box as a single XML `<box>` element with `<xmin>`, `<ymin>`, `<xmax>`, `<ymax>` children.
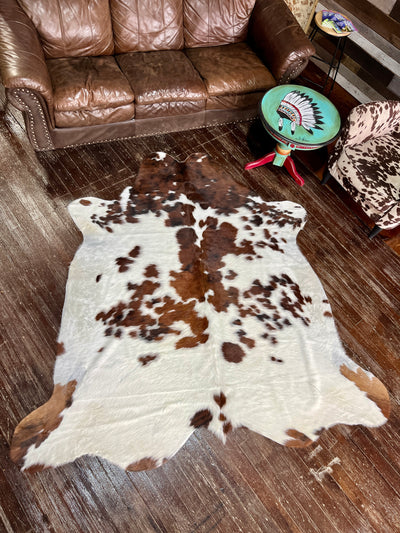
<box><xmin>183</xmin><ymin>0</ymin><xmax>256</xmax><ymax>48</ymax></box>
<box><xmin>18</xmin><ymin>0</ymin><xmax>114</xmax><ymax>58</ymax></box>
<box><xmin>110</xmin><ymin>0</ymin><xmax>184</xmax><ymax>53</ymax></box>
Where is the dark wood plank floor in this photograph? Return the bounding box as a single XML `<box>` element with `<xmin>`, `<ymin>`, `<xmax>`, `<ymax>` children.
<box><xmin>1</xmin><ymin>81</ymin><xmax>399</xmax><ymax>532</ymax></box>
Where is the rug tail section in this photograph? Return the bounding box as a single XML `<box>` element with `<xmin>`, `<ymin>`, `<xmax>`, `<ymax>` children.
<box><xmin>340</xmin><ymin>364</ymin><xmax>391</xmax><ymax>420</ymax></box>
<box><xmin>10</xmin><ymin>380</ymin><xmax>77</xmax><ymax>471</ymax></box>
<box><xmin>282</xmin><ymin>364</ymin><xmax>391</xmax><ymax>448</ymax></box>
<box><xmin>284</xmin><ymin>429</ymin><xmax>315</xmax><ymax>447</ymax></box>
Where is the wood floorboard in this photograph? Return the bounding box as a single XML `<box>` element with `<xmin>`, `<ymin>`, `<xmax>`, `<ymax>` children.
<box><xmin>1</xmin><ymin>78</ymin><xmax>400</xmax><ymax>532</ymax></box>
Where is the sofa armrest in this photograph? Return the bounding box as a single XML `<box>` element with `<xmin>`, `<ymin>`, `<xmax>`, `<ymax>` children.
<box><xmin>247</xmin><ymin>0</ymin><xmax>315</xmax><ymax>83</ymax></box>
<box><xmin>0</xmin><ymin>0</ymin><xmax>53</xmax><ymax>114</ymax></box>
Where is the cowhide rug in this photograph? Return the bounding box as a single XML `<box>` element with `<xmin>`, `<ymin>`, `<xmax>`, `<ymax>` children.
<box><xmin>11</xmin><ymin>153</ymin><xmax>390</xmax><ymax>473</ymax></box>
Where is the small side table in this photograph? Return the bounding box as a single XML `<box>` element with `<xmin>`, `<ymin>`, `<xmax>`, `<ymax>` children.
<box><xmin>245</xmin><ymin>85</ymin><xmax>341</xmax><ymax>186</ymax></box>
<box><xmin>308</xmin><ymin>11</ymin><xmax>353</xmax><ymax>94</ymax></box>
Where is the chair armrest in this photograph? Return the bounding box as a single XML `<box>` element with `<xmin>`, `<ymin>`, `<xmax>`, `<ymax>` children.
<box><xmin>247</xmin><ymin>0</ymin><xmax>315</xmax><ymax>83</ymax></box>
<box><xmin>336</xmin><ymin>101</ymin><xmax>400</xmax><ymax>148</ymax></box>
<box><xmin>377</xmin><ymin>202</ymin><xmax>400</xmax><ymax>231</ymax></box>
<box><xmin>0</xmin><ymin>0</ymin><xmax>53</xmax><ymax>113</ymax></box>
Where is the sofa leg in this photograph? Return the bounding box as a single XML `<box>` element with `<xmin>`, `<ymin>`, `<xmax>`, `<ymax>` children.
<box><xmin>368</xmin><ymin>225</ymin><xmax>382</xmax><ymax>239</ymax></box>
<box><xmin>321</xmin><ymin>167</ymin><xmax>332</xmax><ymax>185</ymax></box>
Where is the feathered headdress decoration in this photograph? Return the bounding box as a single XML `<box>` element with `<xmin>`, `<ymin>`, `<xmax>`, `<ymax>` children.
<box><xmin>277</xmin><ymin>90</ymin><xmax>324</xmax><ymax>135</ymax></box>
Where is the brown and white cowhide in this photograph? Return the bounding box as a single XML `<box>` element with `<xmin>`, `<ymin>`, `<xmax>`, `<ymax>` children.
<box><xmin>11</xmin><ymin>153</ymin><xmax>390</xmax><ymax>473</ymax></box>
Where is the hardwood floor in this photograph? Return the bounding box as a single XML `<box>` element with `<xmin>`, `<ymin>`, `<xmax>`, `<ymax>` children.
<box><xmin>1</xmin><ymin>82</ymin><xmax>399</xmax><ymax>532</ymax></box>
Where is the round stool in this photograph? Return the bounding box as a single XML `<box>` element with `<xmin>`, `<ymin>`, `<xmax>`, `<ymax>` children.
<box><xmin>245</xmin><ymin>85</ymin><xmax>341</xmax><ymax>186</ymax></box>
<box><xmin>309</xmin><ymin>10</ymin><xmax>353</xmax><ymax>94</ymax></box>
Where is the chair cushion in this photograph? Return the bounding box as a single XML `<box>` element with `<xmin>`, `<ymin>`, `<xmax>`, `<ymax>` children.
<box><xmin>183</xmin><ymin>0</ymin><xmax>256</xmax><ymax>48</ymax></box>
<box><xmin>47</xmin><ymin>56</ymin><xmax>135</xmax><ymax>127</ymax></box>
<box><xmin>334</xmin><ymin>133</ymin><xmax>400</xmax><ymax>217</ymax></box>
<box><xmin>18</xmin><ymin>0</ymin><xmax>114</xmax><ymax>58</ymax></box>
<box><xmin>185</xmin><ymin>43</ymin><xmax>275</xmax><ymax>96</ymax></box>
<box><xmin>110</xmin><ymin>0</ymin><xmax>184</xmax><ymax>54</ymax></box>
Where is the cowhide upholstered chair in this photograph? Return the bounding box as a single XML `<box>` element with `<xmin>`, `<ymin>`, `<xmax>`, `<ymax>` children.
<box><xmin>322</xmin><ymin>100</ymin><xmax>400</xmax><ymax>238</ymax></box>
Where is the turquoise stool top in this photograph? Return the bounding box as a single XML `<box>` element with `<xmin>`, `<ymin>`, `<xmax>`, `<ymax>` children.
<box><xmin>245</xmin><ymin>85</ymin><xmax>341</xmax><ymax>186</ymax></box>
<box><xmin>260</xmin><ymin>84</ymin><xmax>341</xmax><ymax>150</ymax></box>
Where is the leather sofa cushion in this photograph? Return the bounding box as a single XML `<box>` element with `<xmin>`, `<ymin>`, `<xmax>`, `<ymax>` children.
<box><xmin>54</xmin><ymin>105</ymin><xmax>136</xmax><ymax>128</ymax></box>
<box><xmin>110</xmin><ymin>0</ymin><xmax>184</xmax><ymax>53</ymax></box>
<box><xmin>135</xmin><ymin>101</ymin><xmax>205</xmax><ymax>119</ymax></box>
<box><xmin>183</xmin><ymin>0</ymin><xmax>256</xmax><ymax>48</ymax></box>
<box><xmin>47</xmin><ymin>56</ymin><xmax>135</xmax><ymax>127</ymax></box>
<box><xmin>117</xmin><ymin>51</ymin><xmax>207</xmax><ymax>105</ymax></box>
<box><xmin>206</xmin><ymin>92</ymin><xmax>265</xmax><ymax>110</ymax></box>
<box><xmin>186</xmin><ymin>43</ymin><xmax>275</xmax><ymax>96</ymax></box>
<box><xmin>18</xmin><ymin>0</ymin><xmax>114</xmax><ymax>59</ymax></box>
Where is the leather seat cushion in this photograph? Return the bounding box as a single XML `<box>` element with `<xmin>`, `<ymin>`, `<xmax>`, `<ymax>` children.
<box><xmin>47</xmin><ymin>56</ymin><xmax>135</xmax><ymax>127</ymax></box>
<box><xmin>133</xmin><ymin>101</ymin><xmax>206</xmax><ymax>120</ymax></box>
<box><xmin>206</xmin><ymin>91</ymin><xmax>265</xmax><ymax>110</ymax></box>
<box><xmin>117</xmin><ymin>51</ymin><xmax>207</xmax><ymax>105</ymax></box>
<box><xmin>110</xmin><ymin>0</ymin><xmax>184</xmax><ymax>53</ymax></box>
<box><xmin>54</xmin><ymin>106</ymin><xmax>136</xmax><ymax>128</ymax></box>
<box><xmin>185</xmin><ymin>43</ymin><xmax>275</xmax><ymax>96</ymax></box>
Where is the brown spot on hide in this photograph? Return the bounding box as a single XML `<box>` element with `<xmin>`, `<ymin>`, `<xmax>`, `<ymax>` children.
<box><xmin>222</xmin><ymin>342</ymin><xmax>246</xmax><ymax>363</ymax></box>
<box><xmin>10</xmin><ymin>380</ymin><xmax>77</xmax><ymax>468</ymax></box>
<box><xmin>154</xmin><ymin>297</ymin><xmax>209</xmax><ymax>349</ymax></box>
<box><xmin>223</xmin><ymin>422</ymin><xmax>232</xmax><ymax>434</ymax></box>
<box><xmin>56</xmin><ymin>342</ymin><xmax>65</xmax><ymax>356</ymax></box>
<box><xmin>126</xmin><ymin>457</ymin><xmax>160</xmax><ymax>471</ymax></box>
<box><xmin>165</xmin><ymin>202</ymin><xmax>196</xmax><ymax>228</ymax></box>
<box><xmin>129</xmin><ymin>246</ymin><xmax>141</xmax><ymax>258</ymax></box>
<box><xmin>79</xmin><ymin>199</ymin><xmax>92</xmax><ymax>206</ymax></box>
<box><xmin>116</xmin><ymin>256</ymin><xmax>134</xmax><ymax>273</ymax></box>
<box><xmin>138</xmin><ymin>354</ymin><xmax>158</xmax><ymax>366</ymax></box>
<box><xmin>237</xmin><ymin>330</ymin><xmax>255</xmax><ymax>349</ymax></box>
<box><xmin>240</xmin><ymin>275</ymin><xmax>312</xmax><ymax>344</ymax></box>
<box><xmin>92</xmin><ymin>200</ymin><xmax>124</xmax><ymax>229</ymax></box>
<box><xmin>170</xmin><ymin>227</ymin><xmax>205</xmax><ymax>302</ymax></box>
<box><xmin>214</xmin><ymin>392</ymin><xmax>227</xmax><ymax>408</ymax></box>
<box><xmin>279</xmin><ymin>274</ymin><xmax>311</xmax><ymax>324</ymax></box>
<box><xmin>144</xmin><ymin>264</ymin><xmax>159</xmax><ymax>278</ymax></box>
<box><xmin>96</xmin><ymin>274</ymin><xmax>102</xmax><ymax>283</ymax></box>
<box><xmin>285</xmin><ymin>429</ymin><xmax>313</xmax><ymax>447</ymax></box>
<box><xmin>324</xmin><ymin>311</ymin><xmax>333</xmax><ymax>317</ymax></box>
<box><xmin>190</xmin><ymin>409</ymin><xmax>213</xmax><ymax>428</ymax></box>
<box><xmin>340</xmin><ymin>364</ymin><xmax>390</xmax><ymax>418</ymax></box>
<box><xmin>251</xmin><ymin>214</ymin><xmax>263</xmax><ymax>226</ymax></box>
<box><xmin>116</xmin><ymin>246</ymin><xmax>141</xmax><ymax>273</ymax></box>
<box><xmin>171</xmin><ymin>220</ymin><xmax>253</xmax><ymax>315</ymax></box>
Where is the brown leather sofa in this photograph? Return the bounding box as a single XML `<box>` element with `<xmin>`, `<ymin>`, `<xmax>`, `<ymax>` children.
<box><xmin>0</xmin><ymin>0</ymin><xmax>315</xmax><ymax>151</ymax></box>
